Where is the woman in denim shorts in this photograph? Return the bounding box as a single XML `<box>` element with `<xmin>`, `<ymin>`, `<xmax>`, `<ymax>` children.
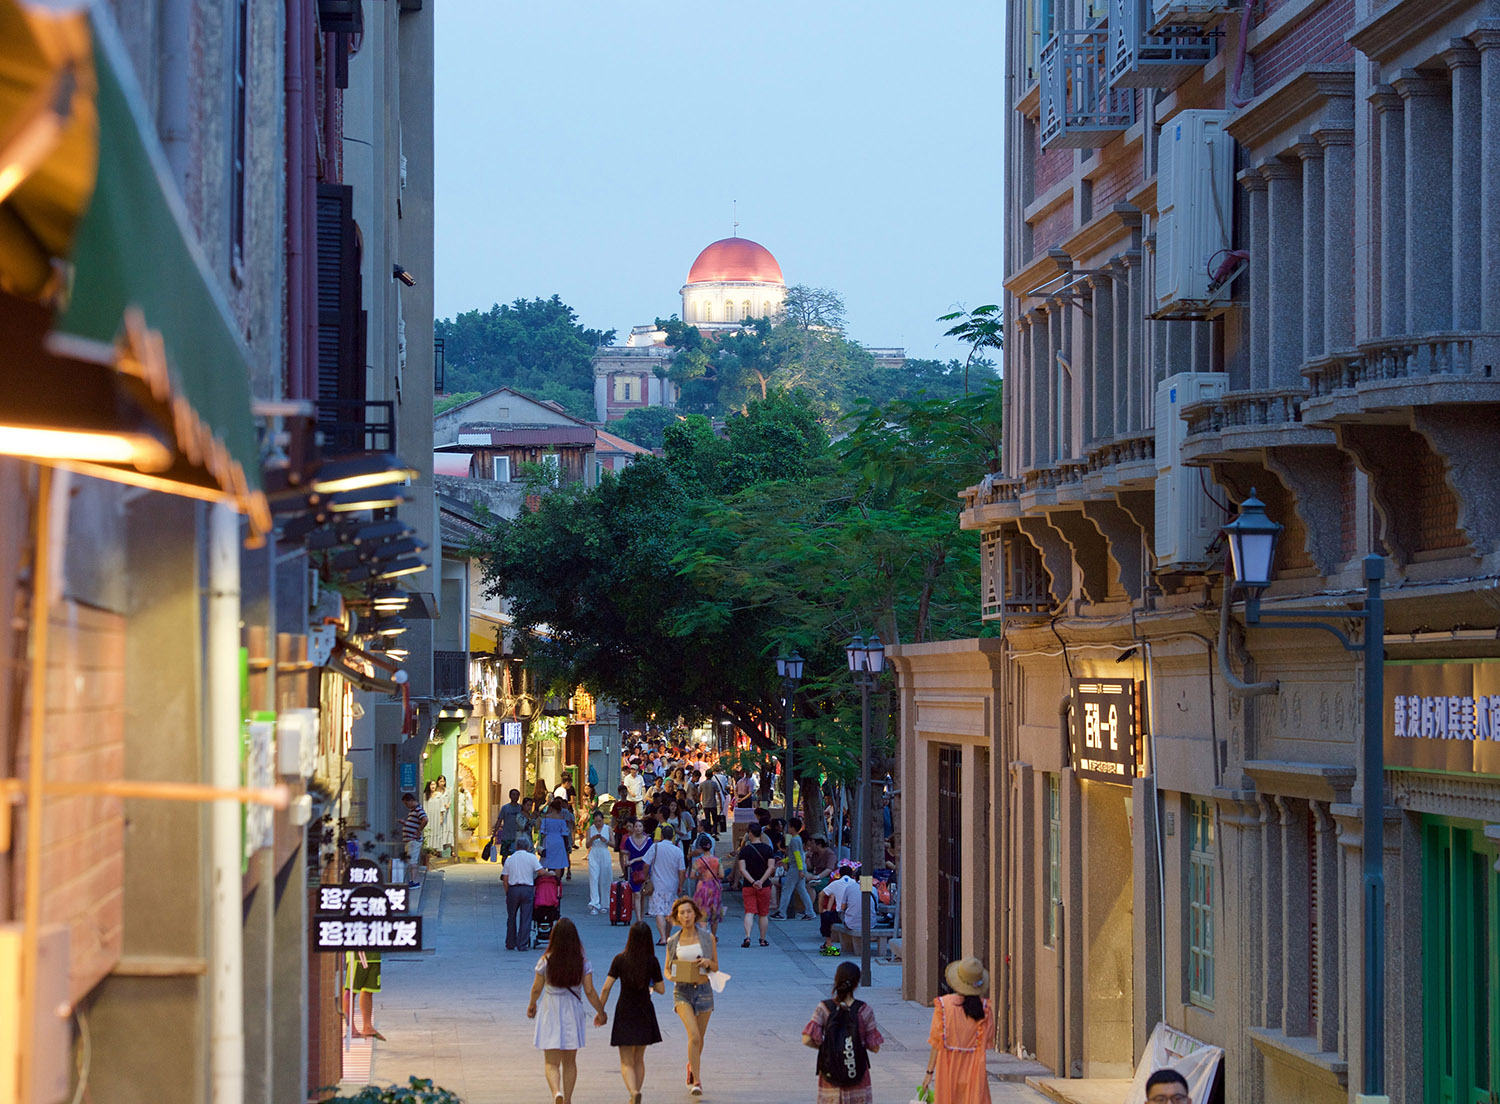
<box><xmin>664</xmin><ymin>897</ymin><xmax>719</xmax><ymax>1095</ymax></box>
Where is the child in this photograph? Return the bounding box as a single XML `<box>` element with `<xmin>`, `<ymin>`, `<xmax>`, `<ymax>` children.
<box><xmin>802</xmin><ymin>962</ymin><xmax>883</xmax><ymax>1103</ymax></box>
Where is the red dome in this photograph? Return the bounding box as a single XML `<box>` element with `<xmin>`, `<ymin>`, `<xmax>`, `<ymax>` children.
<box><xmin>685</xmin><ymin>237</ymin><xmax>784</xmax><ymax>285</ymax></box>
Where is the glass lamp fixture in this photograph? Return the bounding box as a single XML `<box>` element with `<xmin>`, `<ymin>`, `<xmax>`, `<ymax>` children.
<box><xmin>327</xmin><ymin>483</ymin><xmax>407</xmax><ymax>513</ymax></box>
<box><xmin>845</xmin><ymin>635</ymin><xmax>868</xmax><ymax>673</ymax></box>
<box><xmin>344</xmin><ymin>556</ymin><xmax>427</xmax><ymax>584</ymax></box>
<box><xmin>1223</xmin><ymin>489</ymin><xmax>1283</xmax><ymax>594</ymax></box>
<box><xmin>776</xmin><ymin>651</ymin><xmax>805</xmax><ymax>680</ymax></box>
<box><xmin>865</xmin><ymin>637</ymin><xmax>885</xmax><ymax>675</ymax></box>
<box><xmin>307</xmin><ymin>453</ymin><xmax>418</xmax><ymax>495</ymax></box>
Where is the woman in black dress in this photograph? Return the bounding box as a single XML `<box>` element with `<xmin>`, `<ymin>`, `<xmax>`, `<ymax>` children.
<box><xmin>597</xmin><ymin>920</ymin><xmax>665</xmax><ymax>1104</ymax></box>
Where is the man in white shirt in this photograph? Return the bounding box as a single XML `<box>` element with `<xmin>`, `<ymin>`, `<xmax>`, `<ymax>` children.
<box><xmin>501</xmin><ymin>838</ymin><xmax>544</xmax><ymax>951</ymax></box>
<box><xmin>818</xmin><ymin>864</ymin><xmax>863</xmax><ymax>955</ymax></box>
<box><xmin>623</xmin><ymin>765</ymin><xmax>646</xmax><ymax>803</ymax></box>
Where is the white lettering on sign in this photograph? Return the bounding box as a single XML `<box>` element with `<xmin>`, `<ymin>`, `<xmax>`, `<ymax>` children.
<box><xmin>349</xmin><ymin>865</ymin><xmax>379</xmax><ymax>883</ymax></box>
<box><xmin>315</xmin><ymin>918</ymin><xmax>422</xmax><ymax>951</ymax></box>
<box><xmin>348</xmin><ymin>895</ymin><xmax>388</xmax><ymax>917</ymax></box>
<box><xmin>1393</xmin><ymin>693</ymin><xmax>1500</xmax><ymax>741</ymax></box>
<box><xmin>1082</xmin><ymin>702</ymin><xmax>1121</xmax><ymax>751</ymax></box>
<box><xmin>385</xmin><ymin>887</ymin><xmax>408</xmax><ymax>912</ymax></box>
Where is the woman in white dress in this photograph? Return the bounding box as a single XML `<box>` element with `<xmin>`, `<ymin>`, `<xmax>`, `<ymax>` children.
<box><xmin>434</xmin><ymin>775</ymin><xmax>452</xmax><ymax>854</ymax></box>
<box><xmin>645</xmin><ymin>824</ymin><xmax>687</xmax><ymax>944</ymax></box>
<box><xmin>422</xmin><ymin>781</ymin><xmax>442</xmax><ymax>852</ymax></box>
<box><xmin>586</xmin><ymin>810</ymin><xmax>614</xmax><ymax>914</ymax></box>
<box><xmin>527</xmin><ymin>918</ymin><xmax>608</xmax><ymax>1104</ymax></box>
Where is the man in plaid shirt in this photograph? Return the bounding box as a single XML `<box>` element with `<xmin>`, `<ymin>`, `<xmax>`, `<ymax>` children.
<box><xmin>400</xmin><ymin>792</ymin><xmax>427</xmax><ymax>884</ymax></box>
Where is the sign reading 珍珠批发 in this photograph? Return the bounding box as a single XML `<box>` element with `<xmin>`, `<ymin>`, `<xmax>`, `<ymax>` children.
<box><xmin>1070</xmin><ymin>678</ymin><xmax>1137</xmax><ymax>784</ymax></box>
<box><xmin>314</xmin><ymin>914</ymin><xmax>422</xmax><ymax>951</ymax></box>
<box><xmin>1385</xmin><ymin>659</ymin><xmax>1500</xmax><ymax>778</ymax></box>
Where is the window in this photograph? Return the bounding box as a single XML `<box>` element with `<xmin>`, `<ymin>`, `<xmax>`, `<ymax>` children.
<box><xmin>613</xmin><ymin>376</ymin><xmax>636</xmax><ymax>402</ymax></box>
<box><xmin>229</xmin><ymin>0</ymin><xmax>248</xmax><ymax>276</ymax></box>
<box><xmin>541</xmin><ymin>453</ymin><xmax>561</xmax><ymax>485</ymax></box>
<box><xmin>742</xmin><ymin>300</ymin><xmax>752</xmax><ymax>320</ymax></box>
<box><xmin>1023</xmin><ymin>0</ymin><xmax>1055</xmax><ymax>84</ymax></box>
<box><xmin>492</xmin><ymin>456</ymin><xmax>511</xmax><ymax>482</ymax></box>
<box><xmin>703</xmin><ymin>302</ymin><xmax>712</xmax><ymax>322</ymax></box>
<box><xmin>724</xmin><ymin>300</ymin><xmax>736</xmax><ymax>323</ymax></box>
<box><xmin>1188</xmin><ymin>797</ymin><xmax>1215</xmax><ymax>1007</ymax></box>
<box><xmin>1045</xmin><ymin>774</ymin><xmax>1060</xmax><ymax>945</ymax></box>
<box><xmin>763</xmin><ymin>301</ymin><xmax>773</xmax><ymax>317</ymax></box>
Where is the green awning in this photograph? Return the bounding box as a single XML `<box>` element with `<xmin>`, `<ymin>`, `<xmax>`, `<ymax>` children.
<box><xmin>45</xmin><ymin>7</ymin><xmax>267</xmax><ymax>534</ymax></box>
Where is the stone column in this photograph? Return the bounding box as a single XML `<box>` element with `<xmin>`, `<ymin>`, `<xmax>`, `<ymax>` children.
<box><xmin>1318</xmin><ymin>127</ymin><xmax>1356</xmax><ymax>352</ymax></box>
<box><xmin>1371</xmin><ymin>86</ymin><xmax>1406</xmax><ymax>337</ymax></box>
<box><xmin>1395</xmin><ymin>69</ymin><xmax>1454</xmax><ymax>335</ymax></box>
<box><xmin>1240</xmin><ymin>170</ymin><xmax>1271</xmax><ymax>388</ymax></box>
<box><xmin>1311</xmin><ymin>801</ymin><xmax>1341</xmax><ymax>1054</ymax></box>
<box><xmin>1472</xmin><ymin>26</ymin><xmax>1500</xmax><ymax>331</ymax></box>
<box><xmin>1445</xmin><ymin>41</ymin><xmax>1482</xmax><ymax>331</ymax></box>
<box><xmin>1296</xmin><ymin>139</ymin><xmax>1327</xmax><ymax>362</ymax></box>
<box><xmin>1259</xmin><ymin>795</ymin><xmax>1284</xmax><ymax>1029</ymax></box>
<box><xmin>1029</xmin><ymin>311</ymin><xmax>1046</xmax><ymax>468</ymax></box>
<box><xmin>1278</xmin><ymin>796</ymin><xmax>1312</xmax><ymax>1036</ymax></box>
<box><xmin>1016</xmin><ymin>314</ymin><xmax>1033</xmax><ymax>471</ymax></box>
<box><xmin>1089</xmin><ymin>272</ymin><xmax>1115</xmax><ymax>444</ymax></box>
<box><xmin>1123</xmin><ymin>253</ymin><xmax>1144</xmax><ymax>432</ymax></box>
<box><xmin>1262</xmin><ymin>159</ymin><xmax>1304</xmax><ymax>388</ymax></box>
<box><xmin>1051</xmin><ymin>301</ymin><xmax>1071</xmax><ymax>459</ymax></box>
<box><xmin>1049</xmin><ymin>303</ymin><xmax>1065</xmax><ymax>462</ymax></box>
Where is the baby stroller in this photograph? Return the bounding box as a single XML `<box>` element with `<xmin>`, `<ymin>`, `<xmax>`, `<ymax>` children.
<box><xmin>532</xmin><ymin>871</ymin><xmax>562</xmax><ymax>946</ymax></box>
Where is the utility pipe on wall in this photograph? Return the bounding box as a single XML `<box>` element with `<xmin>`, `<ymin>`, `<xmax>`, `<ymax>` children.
<box><xmin>1056</xmin><ymin>695</ymin><xmax>1071</xmax><ymax>1080</ymax></box>
<box><xmin>208</xmin><ymin>502</ymin><xmax>244</xmax><ymax>1104</ymax></box>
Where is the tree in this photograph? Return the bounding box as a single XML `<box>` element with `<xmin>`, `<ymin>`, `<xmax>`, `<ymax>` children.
<box><xmin>609</xmin><ymin>406</ymin><xmax>684</xmax><ymax>450</ymax></box>
<box><xmin>434</xmin><ymin>391</ymin><xmax>480</xmax><ymax>415</ymax></box>
<box><xmin>780</xmin><ymin>285</ymin><xmax>847</xmax><ymax>331</ymax></box>
<box><xmin>938</xmin><ymin>303</ymin><xmax>1005</xmax><ymax>393</ymax></box>
<box><xmin>436</xmin><ymin>295</ymin><xmax>614</xmax><ymax>398</ymax></box>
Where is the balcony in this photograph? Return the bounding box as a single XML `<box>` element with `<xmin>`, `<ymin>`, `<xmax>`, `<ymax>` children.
<box><xmin>1040</xmin><ymin>28</ymin><xmax>1138</xmax><ymax>149</ymax></box>
<box><xmin>318</xmin><ymin>399</ymin><xmax>394</xmax><ymax>456</ymax></box>
<box><xmin>981</xmin><ymin>528</ymin><xmax>1056</xmax><ymax>621</ymax></box>
<box><xmin>1107</xmin><ymin>0</ymin><xmax>1216</xmax><ymax>89</ymax></box>
<box><xmin>1178</xmin><ymin>388</ymin><xmax>1335</xmax><ymax>465</ymax></box>
<box><xmin>434</xmin><ymin>650</ymin><xmax>469</xmax><ymax>699</ymax></box>
<box><xmin>1302</xmin><ymin>333</ymin><xmax>1500</xmax><ymax>423</ymax></box>
<box><xmin>1084</xmin><ymin>431</ymin><xmax>1156</xmax><ymax>490</ymax></box>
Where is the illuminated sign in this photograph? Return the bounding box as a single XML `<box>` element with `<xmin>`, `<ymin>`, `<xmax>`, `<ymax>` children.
<box><xmin>1070</xmin><ymin>679</ymin><xmax>1137</xmax><ymax>784</ymax></box>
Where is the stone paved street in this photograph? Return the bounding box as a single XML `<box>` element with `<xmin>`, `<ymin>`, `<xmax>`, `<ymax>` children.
<box><xmin>356</xmin><ymin>858</ymin><xmax>1050</xmax><ymax>1104</ymax></box>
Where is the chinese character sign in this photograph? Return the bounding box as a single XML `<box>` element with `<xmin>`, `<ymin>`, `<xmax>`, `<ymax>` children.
<box><xmin>313</xmin><ymin>916</ymin><xmax>422</xmax><ymax>951</ymax></box>
<box><xmin>1385</xmin><ymin>659</ymin><xmax>1500</xmax><ymax>777</ymax></box>
<box><xmin>1070</xmin><ymin>679</ymin><xmax>1137</xmax><ymax>784</ymax></box>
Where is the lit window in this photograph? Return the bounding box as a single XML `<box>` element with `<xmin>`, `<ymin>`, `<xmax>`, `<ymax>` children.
<box><xmin>704</xmin><ymin>302</ymin><xmax>712</xmax><ymax>322</ymax></box>
<box><xmin>742</xmin><ymin>300</ymin><xmax>752</xmax><ymax>320</ymax></box>
<box><xmin>724</xmin><ymin>300</ymin><xmax>736</xmax><ymax>323</ymax></box>
<box><xmin>1045</xmin><ymin>775</ymin><xmax>1060</xmax><ymax>945</ymax></box>
<box><xmin>1188</xmin><ymin>797</ymin><xmax>1215</xmax><ymax>1007</ymax></box>
<box><xmin>613</xmin><ymin>376</ymin><xmax>637</xmax><ymax>402</ymax></box>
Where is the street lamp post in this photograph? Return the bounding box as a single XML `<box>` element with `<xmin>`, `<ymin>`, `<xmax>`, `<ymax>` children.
<box><xmin>845</xmin><ymin>634</ymin><xmax>885</xmax><ymax>987</ymax></box>
<box><xmin>775</xmin><ymin>651</ymin><xmax>805</xmax><ymax>820</ymax></box>
<box><xmin>1224</xmin><ymin>490</ymin><xmax>1387</xmax><ymax>1102</ymax></box>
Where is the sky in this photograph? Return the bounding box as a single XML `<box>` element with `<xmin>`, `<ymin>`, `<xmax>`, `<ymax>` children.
<box><xmin>433</xmin><ymin>1</ymin><xmax>1005</xmax><ymax>364</ymax></box>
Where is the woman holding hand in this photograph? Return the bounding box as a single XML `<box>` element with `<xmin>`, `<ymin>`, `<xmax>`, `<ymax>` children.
<box><xmin>526</xmin><ymin>918</ymin><xmax>608</xmax><ymax>1104</ymax></box>
<box><xmin>598</xmin><ymin>921</ymin><xmax>665</xmax><ymax>1104</ymax></box>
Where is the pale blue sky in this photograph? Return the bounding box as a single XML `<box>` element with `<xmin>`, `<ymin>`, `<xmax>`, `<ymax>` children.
<box><xmin>433</xmin><ymin>1</ymin><xmax>1004</xmax><ymax>363</ymax></box>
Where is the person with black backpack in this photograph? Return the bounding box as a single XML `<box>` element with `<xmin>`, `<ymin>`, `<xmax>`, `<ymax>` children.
<box><xmin>801</xmin><ymin>961</ymin><xmax>884</xmax><ymax>1103</ymax></box>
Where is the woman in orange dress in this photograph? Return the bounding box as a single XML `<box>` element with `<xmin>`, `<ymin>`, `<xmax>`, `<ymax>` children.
<box><xmin>920</xmin><ymin>957</ymin><xmax>992</xmax><ymax>1104</ymax></box>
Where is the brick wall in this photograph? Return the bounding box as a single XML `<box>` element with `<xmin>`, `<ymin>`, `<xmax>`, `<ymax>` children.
<box><xmin>1091</xmin><ymin>156</ymin><xmax>1144</xmax><ymax>214</ymax></box>
<box><xmin>1032</xmin><ymin>204</ymin><xmax>1076</xmax><ymax>255</ymax></box>
<box><xmin>1036</xmin><ymin>141</ymin><xmax>1073</xmax><ymax>196</ymax></box>
<box><xmin>1254</xmin><ymin>0</ymin><xmax>1356</xmax><ymax>91</ymax></box>
<box><xmin>34</xmin><ymin>601</ymin><xmax>126</xmax><ymax>1002</ymax></box>
<box><xmin>1415</xmin><ymin>451</ymin><xmax>1468</xmax><ymax>552</ymax></box>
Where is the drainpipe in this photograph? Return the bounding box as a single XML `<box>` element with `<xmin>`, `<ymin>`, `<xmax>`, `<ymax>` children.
<box><xmin>158</xmin><ymin>0</ymin><xmax>193</xmax><ymax>197</ymax></box>
<box><xmin>1056</xmin><ymin>694</ymin><xmax>1071</xmax><ymax>1080</ymax></box>
<box><xmin>209</xmin><ymin>502</ymin><xmax>244</xmax><ymax>1104</ymax></box>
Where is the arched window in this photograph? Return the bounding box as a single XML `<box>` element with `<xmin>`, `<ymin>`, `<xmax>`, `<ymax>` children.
<box><xmin>742</xmin><ymin>300</ymin><xmax>752</xmax><ymax>320</ymax></box>
<box><xmin>763</xmin><ymin>301</ymin><xmax>773</xmax><ymax>317</ymax></box>
<box><xmin>724</xmin><ymin>300</ymin><xmax>736</xmax><ymax>323</ymax></box>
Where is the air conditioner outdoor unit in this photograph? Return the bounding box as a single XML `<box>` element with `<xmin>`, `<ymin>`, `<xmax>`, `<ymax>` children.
<box><xmin>1153</xmin><ymin>109</ymin><xmax>1237</xmax><ymax>317</ymax></box>
<box><xmin>1154</xmin><ymin>372</ymin><xmax>1228</xmax><ymax>571</ymax></box>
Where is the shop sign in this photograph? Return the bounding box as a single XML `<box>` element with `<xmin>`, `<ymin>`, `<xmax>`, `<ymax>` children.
<box><xmin>317</xmin><ymin>885</ymin><xmax>410</xmax><ymax>914</ymax></box>
<box><xmin>503</xmin><ymin>720</ymin><xmax>523</xmax><ymax>745</ymax></box>
<box><xmin>314</xmin><ymin>915</ymin><xmax>422</xmax><ymax>951</ymax></box>
<box><xmin>1070</xmin><ymin>678</ymin><xmax>1136</xmax><ymax>784</ymax></box>
<box><xmin>345</xmin><ymin>858</ymin><xmax>383</xmax><ymax>885</ymax></box>
<box><xmin>399</xmin><ymin>761</ymin><xmax>417</xmax><ymax>791</ymax></box>
<box><xmin>1385</xmin><ymin>659</ymin><xmax>1500</xmax><ymax>777</ymax></box>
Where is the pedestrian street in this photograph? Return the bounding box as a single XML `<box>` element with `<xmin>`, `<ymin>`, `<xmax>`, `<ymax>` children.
<box><xmin>359</xmin><ymin>859</ymin><xmax>1051</xmax><ymax>1104</ymax></box>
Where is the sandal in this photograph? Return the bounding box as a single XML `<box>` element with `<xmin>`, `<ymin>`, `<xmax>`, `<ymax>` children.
<box><xmin>759</xmin><ymin>938</ymin><xmax>769</xmax><ymax>946</ymax></box>
<box><xmin>741</xmin><ymin>937</ymin><xmax>750</xmax><ymax>948</ymax></box>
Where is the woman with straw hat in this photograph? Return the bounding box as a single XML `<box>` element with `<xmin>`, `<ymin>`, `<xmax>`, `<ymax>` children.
<box><xmin>920</xmin><ymin>957</ymin><xmax>993</xmax><ymax>1104</ymax></box>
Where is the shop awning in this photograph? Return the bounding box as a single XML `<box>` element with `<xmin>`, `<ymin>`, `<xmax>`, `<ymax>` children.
<box><xmin>0</xmin><ymin>3</ymin><xmax>268</xmax><ymax>538</ymax></box>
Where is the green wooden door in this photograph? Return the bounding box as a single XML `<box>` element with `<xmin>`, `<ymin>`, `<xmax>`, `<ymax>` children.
<box><xmin>1423</xmin><ymin>819</ymin><xmax>1500</xmax><ymax>1104</ymax></box>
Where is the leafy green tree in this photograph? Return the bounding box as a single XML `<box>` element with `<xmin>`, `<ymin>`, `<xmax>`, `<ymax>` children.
<box><xmin>938</xmin><ymin>303</ymin><xmax>1005</xmax><ymax>394</ymax></box>
<box><xmin>436</xmin><ymin>295</ymin><xmax>614</xmax><ymax>397</ymax></box>
<box><xmin>434</xmin><ymin>391</ymin><xmax>481</xmax><ymax>416</ymax></box>
<box><xmin>608</xmin><ymin>406</ymin><xmax>683</xmax><ymax>450</ymax></box>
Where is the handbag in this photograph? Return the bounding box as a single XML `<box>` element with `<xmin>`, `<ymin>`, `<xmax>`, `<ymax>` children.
<box><xmin>481</xmin><ymin>838</ymin><xmax>495</xmax><ymax>862</ymax></box>
<box><xmin>641</xmin><ymin>878</ymin><xmax>655</xmax><ymax>897</ymax></box>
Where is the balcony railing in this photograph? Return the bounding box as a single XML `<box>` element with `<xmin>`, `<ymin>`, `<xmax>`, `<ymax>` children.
<box><xmin>981</xmin><ymin>528</ymin><xmax>1055</xmax><ymax>621</ymax></box>
<box><xmin>1040</xmin><ymin>28</ymin><xmax>1138</xmax><ymax>149</ymax></box>
<box><xmin>1108</xmin><ymin>0</ymin><xmax>1216</xmax><ymax>89</ymax></box>
<box><xmin>1304</xmin><ymin>335</ymin><xmax>1482</xmax><ymax>397</ymax></box>
<box><xmin>1181</xmin><ymin>388</ymin><xmax>1305</xmax><ymax>438</ymax></box>
<box><xmin>434</xmin><ymin>650</ymin><xmax>469</xmax><ymax>699</ymax></box>
<box><xmin>318</xmin><ymin>399</ymin><xmax>395</xmax><ymax>456</ymax></box>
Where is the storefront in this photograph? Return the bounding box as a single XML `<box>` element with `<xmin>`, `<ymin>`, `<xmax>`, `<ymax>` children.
<box><xmin>1384</xmin><ymin>658</ymin><xmax>1500</xmax><ymax>1103</ymax></box>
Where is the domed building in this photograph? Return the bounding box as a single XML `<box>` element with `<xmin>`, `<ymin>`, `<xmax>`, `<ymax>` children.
<box><xmin>679</xmin><ymin>236</ymin><xmax>787</xmax><ymax>329</ymax></box>
<box><xmin>594</xmin><ymin>234</ymin><xmax>790</xmax><ymax>422</ymax></box>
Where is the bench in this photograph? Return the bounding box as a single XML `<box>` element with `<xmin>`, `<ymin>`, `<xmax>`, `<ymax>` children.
<box><xmin>833</xmin><ymin>924</ymin><xmax>895</xmax><ymax>958</ymax></box>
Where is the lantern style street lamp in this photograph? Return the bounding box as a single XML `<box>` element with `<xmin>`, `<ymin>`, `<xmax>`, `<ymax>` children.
<box><xmin>1222</xmin><ymin>495</ymin><xmax>1387</xmax><ymax>1101</ymax></box>
<box><xmin>775</xmin><ymin>651</ymin><xmax>804</xmax><ymax>818</ymax></box>
<box><xmin>844</xmin><ymin>634</ymin><xmax>886</xmax><ymax>986</ymax></box>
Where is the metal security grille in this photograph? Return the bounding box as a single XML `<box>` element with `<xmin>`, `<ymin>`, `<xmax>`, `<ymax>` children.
<box><xmin>937</xmin><ymin>746</ymin><xmax>963</xmax><ymax>990</ymax></box>
<box><xmin>1046</xmin><ymin>775</ymin><xmax>1061</xmax><ymax>945</ymax></box>
<box><xmin>1188</xmin><ymin>796</ymin><xmax>1215</xmax><ymax>1007</ymax></box>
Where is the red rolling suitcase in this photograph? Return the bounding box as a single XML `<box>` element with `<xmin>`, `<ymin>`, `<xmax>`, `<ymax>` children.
<box><xmin>609</xmin><ymin>880</ymin><xmax>633</xmax><ymax>925</ymax></box>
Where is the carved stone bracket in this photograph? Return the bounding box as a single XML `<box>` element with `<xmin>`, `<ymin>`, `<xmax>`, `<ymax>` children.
<box><xmin>1336</xmin><ymin>423</ymin><xmax>1440</xmax><ymax>565</ymax></box>
<box><xmin>1016</xmin><ymin>514</ymin><xmax>1075</xmax><ymax>606</ymax></box>
<box><xmin>1261</xmin><ymin>445</ymin><xmax>1351</xmax><ymax>575</ymax></box>
<box><xmin>1080</xmin><ymin>498</ymin><xmax>1146</xmax><ymax>600</ymax></box>
<box><xmin>1410</xmin><ymin>407</ymin><xmax>1496</xmax><ymax>555</ymax></box>
<box><xmin>1114</xmin><ymin>489</ymin><xmax>1156</xmax><ymax>552</ymax></box>
<box><xmin>1045</xmin><ymin>508</ymin><xmax>1116</xmax><ymax>603</ymax></box>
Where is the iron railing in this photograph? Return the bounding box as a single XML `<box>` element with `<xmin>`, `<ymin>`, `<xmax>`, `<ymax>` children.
<box><xmin>1108</xmin><ymin>0</ymin><xmax>1215</xmax><ymax>89</ymax></box>
<box><xmin>1040</xmin><ymin>28</ymin><xmax>1137</xmax><ymax>149</ymax></box>
<box><xmin>434</xmin><ymin>650</ymin><xmax>469</xmax><ymax>699</ymax></box>
<box><xmin>318</xmin><ymin>399</ymin><xmax>395</xmax><ymax>456</ymax></box>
